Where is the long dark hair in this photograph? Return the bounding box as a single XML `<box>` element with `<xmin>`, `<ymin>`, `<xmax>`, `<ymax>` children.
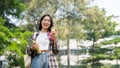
<box><xmin>38</xmin><ymin>14</ymin><xmax>53</xmax><ymax>32</ymax></box>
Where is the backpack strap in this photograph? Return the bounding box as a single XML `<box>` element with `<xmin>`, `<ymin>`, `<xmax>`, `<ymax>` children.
<box><xmin>27</xmin><ymin>32</ymin><xmax>39</xmax><ymax>57</ymax></box>
<box><xmin>31</xmin><ymin>32</ymin><xmax>39</xmax><ymax>41</ymax></box>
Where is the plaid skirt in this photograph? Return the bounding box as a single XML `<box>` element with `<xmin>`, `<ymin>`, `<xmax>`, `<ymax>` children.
<box><xmin>49</xmin><ymin>50</ymin><xmax>59</xmax><ymax>68</ymax></box>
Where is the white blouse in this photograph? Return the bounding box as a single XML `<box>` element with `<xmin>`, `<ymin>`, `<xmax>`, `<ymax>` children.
<box><xmin>35</xmin><ymin>31</ymin><xmax>49</xmax><ymax>50</ymax></box>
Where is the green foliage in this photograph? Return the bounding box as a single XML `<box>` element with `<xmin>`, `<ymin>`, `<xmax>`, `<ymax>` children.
<box><xmin>0</xmin><ymin>25</ymin><xmax>13</xmax><ymax>37</ymax></box>
<box><xmin>85</xmin><ymin>37</ymin><xmax>120</xmax><ymax>66</ymax></box>
<box><xmin>0</xmin><ymin>17</ymin><xmax>6</xmax><ymax>25</ymax></box>
<box><xmin>103</xmin><ymin>16</ymin><xmax>117</xmax><ymax>37</ymax></box>
<box><xmin>0</xmin><ymin>0</ymin><xmax>27</xmax><ymax>67</ymax></box>
<box><xmin>0</xmin><ymin>0</ymin><xmax>26</xmax><ymax>18</ymax></box>
<box><xmin>0</xmin><ymin>26</ymin><xmax>32</xmax><ymax>67</ymax></box>
<box><xmin>98</xmin><ymin>37</ymin><xmax>120</xmax><ymax>46</ymax></box>
<box><xmin>7</xmin><ymin>53</ymin><xmax>24</xmax><ymax>68</ymax></box>
<box><xmin>0</xmin><ymin>25</ymin><xmax>13</xmax><ymax>51</ymax></box>
<box><xmin>79</xmin><ymin>3</ymin><xmax>118</xmax><ymax>67</ymax></box>
<box><xmin>89</xmin><ymin>47</ymin><xmax>111</xmax><ymax>54</ymax></box>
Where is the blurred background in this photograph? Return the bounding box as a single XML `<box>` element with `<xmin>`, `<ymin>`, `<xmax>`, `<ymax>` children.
<box><xmin>0</xmin><ymin>0</ymin><xmax>120</xmax><ymax>68</ymax></box>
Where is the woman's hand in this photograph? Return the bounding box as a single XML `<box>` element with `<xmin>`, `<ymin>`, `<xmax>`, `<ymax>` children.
<box><xmin>49</xmin><ymin>28</ymin><xmax>57</xmax><ymax>40</ymax></box>
<box><xmin>51</xmin><ymin>28</ymin><xmax>57</xmax><ymax>45</ymax></box>
<box><xmin>51</xmin><ymin>28</ymin><xmax>57</xmax><ymax>37</ymax></box>
<box><xmin>31</xmin><ymin>41</ymin><xmax>39</xmax><ymax>51</ymax></box>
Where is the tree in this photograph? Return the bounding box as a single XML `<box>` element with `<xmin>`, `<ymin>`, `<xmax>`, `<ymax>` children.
<box><xmin>0</xmin><ymin>0</ymin><xmax>28</xmax><ymax>67</ymax></box>
<box><xmin>81</xmin><ymin>6</ymin><xmax>117</xmax><ymax>68</ymax></box>
<box><xmin>21</xmin><ymin>0</ymin><xmax>59</xmax><ymax>31</ymax></box>
<box><xmin>0</xmin><ymin>0</ymin><xmax>25</xmax><ymax>18</ymax></box>
<box><xmin>54</xmin><ymin>0</ymin><xmax>90</xmax><ymax>67</ymax></box>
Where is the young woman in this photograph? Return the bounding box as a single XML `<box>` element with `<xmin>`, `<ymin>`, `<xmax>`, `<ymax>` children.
<box><xmin>27</xmin><ymin>14</ymin><xmax>59</xmax><ymax>68</ymax></box>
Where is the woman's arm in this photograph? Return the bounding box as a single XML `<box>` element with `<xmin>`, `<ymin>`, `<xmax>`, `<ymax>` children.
<box><xmin>27</xmin><ymin>32</ymin><xmax>39</xmax><ymax>57</ymax></box>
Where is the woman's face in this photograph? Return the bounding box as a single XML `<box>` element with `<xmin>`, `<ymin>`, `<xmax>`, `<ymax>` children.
<box><xmin>41</xmin><ymin>16</ymin><xmax>51</xmax><ymax>30</ymax></box>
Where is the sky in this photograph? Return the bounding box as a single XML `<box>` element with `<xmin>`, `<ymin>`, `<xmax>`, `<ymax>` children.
<box><xmin>93</xmin><ymin>0</ymin><xmax>120</xmax><ymax>16</ymax></box>
<box><xmin>92</xmin><ymin>0</ymin><xmax>120</xmax><ymax>31</ymax></box>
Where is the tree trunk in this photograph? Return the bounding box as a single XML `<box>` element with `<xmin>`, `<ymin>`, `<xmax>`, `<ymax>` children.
<box><xmin>67</xmin><ymin>39</ymin><xmax>70</xmax><ymax>68</ymax></box>
<box><xmin>91</xmin><ymin>38</ymin><xmax>95</xmax><ymax>68</ymax></box>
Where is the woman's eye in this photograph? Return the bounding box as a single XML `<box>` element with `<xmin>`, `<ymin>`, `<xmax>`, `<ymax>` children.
<box><xmin>43</xmin><ymin>19</ymin><xmax>50</xmax><ymax>22</ymax></box>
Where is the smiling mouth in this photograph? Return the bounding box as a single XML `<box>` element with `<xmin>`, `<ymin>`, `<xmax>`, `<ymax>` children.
<box><xmin>44</xmin><ymin>24</ymin><xmax>48</xmax><ymax>26</ymax></box>
<box><xmin>43</xmin><ymin>23</ymin><xmax>49</xmax><ymax>27</ymax></box>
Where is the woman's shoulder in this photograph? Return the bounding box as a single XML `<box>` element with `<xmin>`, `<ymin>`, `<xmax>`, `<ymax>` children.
<box><xmin>31</xmin><ymin>31</ymin><xmax>39</xmax><ymax>40</ymax></box>
<box><xmin>33</xmin><ymin>31</ymin><xmax>39</xmax><ymax>35</ymax></box>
